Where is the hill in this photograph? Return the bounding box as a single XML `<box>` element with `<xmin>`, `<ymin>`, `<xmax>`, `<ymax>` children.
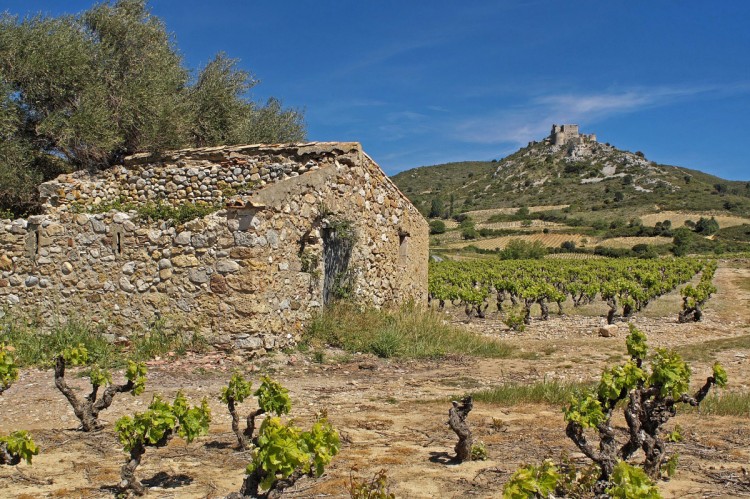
<box><xmin>392</xmin><ymin>126</ymin><xmax>750</xmax><ymax>255</ymax></box>
<box><xmin>393</xmin><ymin>134</ymin><xmax>750</xmax><ymax>218</ymax></box>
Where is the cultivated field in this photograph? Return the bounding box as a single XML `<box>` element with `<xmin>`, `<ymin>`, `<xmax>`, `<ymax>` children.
<box><xmin>0</xmin><ymin>262</ymin><xmax>749</xmax><ymax>498</ymax></box>
<box><xmin>640</xmin><ymin>211</ymin><xmax>750</xmax><ymax>229</ymax></box>
<box><xmin>446</xmin><ymin>233</ymin><xmax>585</xmax><ymax>250</ymax></box>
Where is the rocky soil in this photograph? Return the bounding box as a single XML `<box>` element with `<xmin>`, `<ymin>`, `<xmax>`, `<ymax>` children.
<box><xmin>0</xmin><ymin>261</ymin><xmax>748</xmax><ymax>498</ymax></box>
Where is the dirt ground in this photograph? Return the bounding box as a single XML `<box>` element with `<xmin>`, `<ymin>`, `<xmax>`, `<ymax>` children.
<box><xmin>1</xmin><ymin>261</ymin><xmax>749</xmax><ymax>498</ymax></box>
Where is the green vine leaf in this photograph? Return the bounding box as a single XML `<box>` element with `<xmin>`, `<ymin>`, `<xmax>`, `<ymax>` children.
<box><xmin>625</xmin><ymin>324</ymin><xmax>648</xmax><ymax>360</ymax></box>
<box><xmin>220</xmin><ymin>372</ymin><xmax>253</xmax><ymax>404</ymax></box>
<box><xmin>0</xmin><ymin>343</ymin><xmax>19</xmax><ymax>391</ymax></box>
<box><xmin>255</xmin><ymin>376</ymin><xmax>291</xmax><ymax>415</ymax></box>
<box><xmin>712</xmin><ymin>362</ymin><xmax>728</xmax><ymax>388</ymax></box>
<box><xmin>564</xmin><ymin>392</ymin><xmax>606</xmax><ymax>428</ymax></box>
<box><xmin>125</xmin><ymin>360</ymin><xmax>148</xmax><ymax>396</ymax></box>
<box><xmin>62</xmin><ymin>344</ymin><xmax>88</xmax><ymax>366</ymax></box>
<box><xmin>650</xmin><ymin>349</ymin><xmax>691</xmax><ymax>398</ymax></box>
<box><xmin>606</xmin><ymin>461</ymin><xmax>662</xmax><ymax>498</ymax></box>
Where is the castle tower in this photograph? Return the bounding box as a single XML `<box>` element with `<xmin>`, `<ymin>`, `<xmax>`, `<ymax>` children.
<box><xmin>549</xmin><ymin>124</ymin><xmax>591</xmax><ymax>145</ymax></box>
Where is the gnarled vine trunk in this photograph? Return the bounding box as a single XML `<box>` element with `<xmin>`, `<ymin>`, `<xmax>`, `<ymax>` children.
<box><xmin>54</xmin><ymin>356</ymin><xmax>135</xmax><ymax>431</ymax></box>
<box><xmin>448</xmin><ymin>396</ymin><xmax>473</xmax><ymax>463</ymax></box>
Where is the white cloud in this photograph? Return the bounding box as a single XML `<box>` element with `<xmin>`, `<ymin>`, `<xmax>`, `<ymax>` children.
<box><xmin>451</xmin><ymin>83</ymin><xmax>749</xmax><ymax>145</ymax></box>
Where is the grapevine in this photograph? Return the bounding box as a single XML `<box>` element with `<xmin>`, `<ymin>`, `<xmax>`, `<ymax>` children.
<box><xmin>226</xmin><ymin>377</ymin><xmax>340</xmax><ymax>498</ymax></box>
<box><xmin>55</xmin><ymin>344</ymin><xmax>147</xmax><ymax>431</ymax></box>
<box><xmin>0</xmin><ymin>343</ymin><xmax>39</xmax><ymax>466</ymax></box>
<box><xmin>428</xmin><ymin>257</ymin><xmax>707</xmax><ymax>325</ymax></box>
<box><xmin>115</xmin><ymin>391</ymin><xmax>211</xmax><ymax>495</ymax></box>
<box><xmin>678</xmin><ymin>260</ymin><xmax>717</xmax><ymax>322</ymax></box>
<box><xmin>220</xmin><ymin>373</ymin><xmax>291</xmax><ymax>450</ymax></box>
<box><xmin>0</xmin><ymin>342</ymin><xmax>19</xmax><ymax>394</ymax></box>
<box><xmin>563</xmin><ymin>324</ymin><xmax>727</xmax><ymax>491</ymax></box>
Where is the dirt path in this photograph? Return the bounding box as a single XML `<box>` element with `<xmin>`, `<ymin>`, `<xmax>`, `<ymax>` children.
<box><xmin>1</xmin><ymin>260</ymin><xmax>749</xmax><ymax>498</ymax></box>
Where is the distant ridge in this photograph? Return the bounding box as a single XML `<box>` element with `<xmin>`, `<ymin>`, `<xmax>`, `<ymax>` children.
<box><xmin>392</xmin><ymin>125</ymin><xmax>750</xmax><ymax>219</ymax></box>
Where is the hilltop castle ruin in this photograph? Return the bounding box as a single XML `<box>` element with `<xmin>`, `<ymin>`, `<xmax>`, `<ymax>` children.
<box><xmin>548</xmin><ymin>124</ymin><xmax>597</xmax><ymax>146</ymax></box>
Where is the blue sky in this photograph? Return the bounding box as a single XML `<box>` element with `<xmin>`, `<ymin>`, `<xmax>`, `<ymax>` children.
<box><xmin>3</xmin><ymin>1</ymin><xmax>750</xmax><ymax>179</ymax></box>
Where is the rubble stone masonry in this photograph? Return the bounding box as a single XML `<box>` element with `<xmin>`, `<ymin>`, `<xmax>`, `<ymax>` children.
<box><xmin>0</xmin><ymin>143</ymin><xmax>428</xmax><ymax>354</ymax></box>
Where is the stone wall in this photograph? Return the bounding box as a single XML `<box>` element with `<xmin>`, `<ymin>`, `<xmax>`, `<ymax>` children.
<box><xmin>0</xmin><ymin>143</ymin><xmax>429</xmax><ymax>354</ymax></box>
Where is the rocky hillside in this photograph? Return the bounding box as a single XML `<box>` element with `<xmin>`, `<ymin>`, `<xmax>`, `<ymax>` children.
<box><xmin>393</xmin><ymin>138</ymin><xmax>750</xmax><ymax>219</ymax></box>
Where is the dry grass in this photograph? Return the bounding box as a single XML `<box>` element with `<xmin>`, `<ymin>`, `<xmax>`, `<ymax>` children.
<box><xmin>478</xmin><ymin>220</ymin><xmax>563</xmax><ymax>230</ymax></box>
<box><xmin>677</xmin><ymin>334</ymin><xmax>750</xmax><ymax>362</ymax></box>
<box><xmin>304</xmin><ymin>303</ymin><xmax>517</xmax><ymax>359</ymax></box>
<box><xmin>639</xmin><ymin>211</ymin><xmax>750</xmax><ymax>229</ymax></box>
<box><xmin>464</xmin><ymin>205</ymin><xmax>570</xmax><ymax>222</ymax></box>
<box><xmin>595</xmin><ymin>236</ymin><xmax>673</xmax><ymax>249</ymax></box>
<box><xmin>446</xmin><ymin>233</ymin><xmax>585</xmax><ymax>250</ymax></box>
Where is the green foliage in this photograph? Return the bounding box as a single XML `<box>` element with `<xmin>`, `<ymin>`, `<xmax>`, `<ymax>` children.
<box><xmin>0</xmin><ymin>343</ymin><xmax>19</xmax><ymax>392</ymax></box>
<box><xmin>666</xmin><ymin>425</ymin><xmax>682</xmax><ymax>443</ymax></box>
<box><xmin>248</xmin><ymin>418</ymin><xmax>308</xmax><ymax>490</ymax></box>
<box><xmin>172</xmin><ymin>391</ymin><xmax>212</xmax><ymax>442</ymax></box>
<box><xmin>429</xmin><ymin>198</ymin><xmax>444</xmax><ymax>218</ymax></box>
<box><xmin>62</xmin><ymin>344</ymin><xmax>89</xmax><ymax>366</ymax></box>
<box><xmin>131</xmin><ymin>318</ymin><xmax>208</xmax><ymax>361</ymax></box>
<box><xmin>461</xmin><ymin>223</ymin><xmax>478</xmax><ymax>240</ymax></box>
<box><xmin>220</xmin><ymin>372</ymin><xmax>253</xmax><ymax>404</ymax></box>
<box><xmin>0</xmin><ymin>317</ymin><xmax>116</xmax><ymax>368</ymax></box>
<box><xmin>662</xmin><ymin>453</ymin><xmax>679</xmax><ymax>478</ymax></box>
<box><xmin>499</xmin><ymin>239</ymin><xmax>547</xmax><ymax>260</ymax></box>
<box><xmin>0</xmin><ymin>430</ymin><xmax>39</xmax><ymax>465</ymax></box>
<box><xmin>564</xmin><ymin>392</ymin><xmax>606</xmax><ymax>428</ymax></box>
<box><xmin>626</xmin><ymin>324</ymin><xmax>649</xmax><ymax>360</ymax></box>
<box><xmin>429</xmin><ymin>219</ymin><xmax>447</xmax><ymax>234</ymax></box>
<box><xmin>302</xmin><ymin>418</ymin><xmax>341</xmax><ymax>476</ymax></box>
<box><xmin>349</xmin><ymin>469</ymin><xmax>396</xmax><ymax>499</ymax></box>
<box><xmin>503</xmin><ymin>459</ymin><xmax>560</xmax><ymax>498</ymax></box>
<box><xmin>87</xmin><ymin>364</ymin><xmax>112</xmax><ymax>387</ymax></box>
<box><xmin>247</xmin><ymin>416</ymin><xmax>340</xmax><ymax>491</ymax></box>
<box><xmin>649</xmin><ymin>349</ymin><xmax>691</xmax><ymax>398</ymax></box>
<box><xmin>606</xmin><ymin>461</ymin><xmax>661</xmax><ymax>498</ymax></box>
<box><xmin>712</xmin><ymin>362</ymin><xmax>728</xmax><ymax>387</ymax></box>
<box><xmin>470</xmin><ymin>379</ymin><xmax>593</xmax><ymax>406</ymax></box>
<box><xmin>255</xmin><ymin>376</ymin><xmax>292</xmax><ymax>416</ymax></box>
<box><xmin>305</xmin><ymin>302</ymin><xmax>515</xmax><ymax>359</ymax></box>
<box><xmin>115</xmin><ymin>391</ymin><xmax>210</xmax><ymax>452</ymax></box>
<box><xmin>502</xmin><ymin>306</ymin><xmax>526</xmax><ymax>332</ymax></box>
<box><xmin>136</xmin><ymin>201</ymin><xmax>220</xmax><ymax>225</ymax></box>
<box><xmin>369</xmin><ymin>330</ymin><xmax>403</xmax><ymax>358</ymax></box>
<box><xmin>597</xmin><ymin>361</ymin><xmax>646</xmax><ymax>402</ymax></box>
<box><xmin>0</xmin><ymin>0</ymin><xmax>304</xmax><ymax>215</ymax></box>
<box><xmin>695</xmin><ymin>216</ymin><xmax>720</xmax><ymax>235</ymax></box>
<box><xmin>125</xmin><ymin>360</ymin><xmax>148</xmax><ymax>396</ymax></box>
<box><xmin>470</xmin><ymin>441</ymin><xmax>488</xmax><ymax>461</ymax></box>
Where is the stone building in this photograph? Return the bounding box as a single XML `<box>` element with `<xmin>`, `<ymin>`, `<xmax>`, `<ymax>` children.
<box><xmin>549</xmin><ymin>124</ymin><xmax>597</xmax><ymax>145</ymax></box>
<box><xmin>0</xmin><ymin>142</ymin><xmax>429</xmax><ymax>354</ymax></box>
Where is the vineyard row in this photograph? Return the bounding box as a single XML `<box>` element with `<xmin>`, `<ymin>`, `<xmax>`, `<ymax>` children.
<box><xmin>428</xmin><ymin>258</ymin><xmax>717</xmax><ymax>325</ymax></box>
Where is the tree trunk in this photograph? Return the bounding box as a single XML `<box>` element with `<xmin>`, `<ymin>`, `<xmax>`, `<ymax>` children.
<box><xmin>0</xmin><ymin>442</ymin><xmax>20</xmax><ymax>465</ymax></box>
<box><xmin>538</xmin><ymin>299</ymin><xmax>549</xmax><ymax>320</ymax></box>
<box><xmin>606</xmin><ymin>298</ymin><xmax>617</xmax><ymax>325</ymax></box>
<box><xmin>448</xmin><ymin>397</ymin><xmax>473</xmax><ymax>463</ymax></box>
<box><xmin>54</xmin><ymin>356</ymin><xmax>100</xmax><ymax>432</ymax></box>
<box><xmin>228</xmin><ymin>397</ymin><xmax>247</xmax><ymax>450</ymax></box>
<box><xmin>120</xmin><ymin>443</ymin><xmax>146</xmax><ymax>496</ymax></box>
<box><xmin>245</xmin><ymin>408</ymin><xmax>265</xmax><ymax>445</ymax></box>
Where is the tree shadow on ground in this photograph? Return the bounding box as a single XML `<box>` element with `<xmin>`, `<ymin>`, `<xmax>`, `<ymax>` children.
<box><xmin>429</xmin><ymin>451</ymin><xmax>459</xmax><ymax>465</ymax></box>
<box><xmin>204</xmin><ymin>440</ymin><xmax>234</xmax><ymax>450</ymax></box>
<box><xmin>140</xmin><ymin>471</ymin><xmax>193</xmax><ymax>488</ymax></box>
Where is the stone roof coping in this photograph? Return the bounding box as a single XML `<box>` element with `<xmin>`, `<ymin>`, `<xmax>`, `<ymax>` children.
<box><xmin>123</xmin><ymin>142</ymin><xmax>362</xmax><ymax>167</ymax></box>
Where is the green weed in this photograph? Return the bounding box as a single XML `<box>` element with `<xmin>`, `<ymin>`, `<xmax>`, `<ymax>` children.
<box><xmin>305</xmin><ymin>302</ymin><xmax>515</xmax><ymax>359</ymax></box>
<box><xmin>469</xmin><ymin>379</ymin><xmax>594</xmax><ymax>406</ymax></box>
